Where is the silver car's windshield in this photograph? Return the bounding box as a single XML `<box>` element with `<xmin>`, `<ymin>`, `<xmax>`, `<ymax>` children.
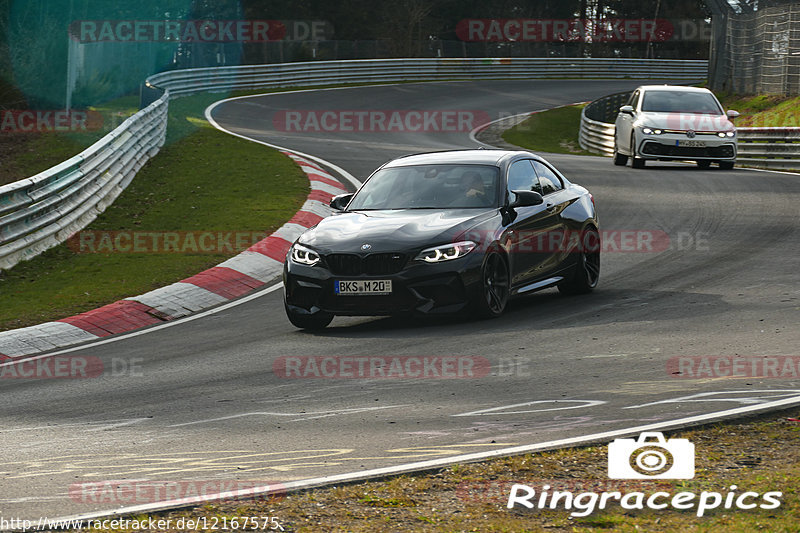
<box><xmin>641</xmin><ymin>91</ymin><xmax>723</xmax><ymax>115</ymax></box>
<box><xmin>347</xmin><ymin>164</ymin><xmax>500</xmax><ymax>210</ymax></box>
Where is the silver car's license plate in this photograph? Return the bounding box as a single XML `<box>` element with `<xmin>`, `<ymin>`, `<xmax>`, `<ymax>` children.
<box><xmin>677</xmin><ymin>140</ymin><xmax>706</xmax><ymax>147</ymax></box>
<box><xmin>335</xmin><ymin>280</ymin><xmax>392</xmax><ymax>295</ymax></box>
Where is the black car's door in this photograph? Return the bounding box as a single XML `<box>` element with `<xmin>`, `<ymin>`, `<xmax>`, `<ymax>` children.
<box><xmin>530</xmin><ymin>159</ymin><xmax>574</xmax><ymax>276</ymax></box>
<box><xmin>504</xmin><ymin>159</ymin><xmax>564</xmax><ymax>290</ymax></box>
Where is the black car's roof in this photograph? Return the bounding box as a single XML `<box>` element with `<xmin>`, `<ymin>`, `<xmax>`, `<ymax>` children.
<box><xmin>382</xmin><ymin>149</ymin><xmax>538</xmax><ymax>168</ymax></box>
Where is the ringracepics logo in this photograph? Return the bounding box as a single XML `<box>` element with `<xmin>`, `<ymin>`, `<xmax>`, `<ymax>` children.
<box><xmin>507</xmin><ymin>482</ymin><xmax>782</xmax><ymax>518</ymax></box>
<box><xmin>608</xmin><ymin>432</ymin><xmax>694</xmax><ymax>479</ymax></box>
<box><xmin>273</xmin><ymin>356</ymin><xmax>490</xmax><ymax>379</ymax></box>
<box><xmin>272</xmin><ymin>110</ymin><xmax>491</xmax><ymax>133</ymax></box>
<box><xmin>507</xmin><ymin>432</ymin><xmax>782</xmax><ymax>517</ymax></box>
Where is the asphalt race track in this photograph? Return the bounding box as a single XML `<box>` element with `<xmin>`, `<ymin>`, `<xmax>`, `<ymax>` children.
<box><xmin>1</xmin><ymin>80</ymin><xmax>799</xmax><ymax>522</ymax></box>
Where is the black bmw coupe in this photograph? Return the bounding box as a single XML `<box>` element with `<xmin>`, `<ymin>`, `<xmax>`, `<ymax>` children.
<box><xmin>283</xmin><ymin>150</ymin><xmax>599</xmax><ymax>329</ymax></box>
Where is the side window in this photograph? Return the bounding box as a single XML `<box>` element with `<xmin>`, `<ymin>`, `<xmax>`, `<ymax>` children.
<box><xmin>626</xmin><ymin>89</ymin><xmax>639</xmax><ymax>107</ymax></box>
<box><xmin>633</xmin><ymin>91</ymin><xmax>642</xmax><ymax>109</ymax></box>
<box><xmin>506</xmin><ymin>160</ymin><xmax>539</xmax><ymax>201</ymax></box>
<box><xmin>532</xmin><ymin>161</ymin><xmax>564</xmax><ymax>196</ymax></box>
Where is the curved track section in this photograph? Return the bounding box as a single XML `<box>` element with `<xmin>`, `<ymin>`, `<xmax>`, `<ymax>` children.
<box><xmin>1</xmin><ymin>79</ymin><xmax>799</xmax><ymax>522</ymax></box>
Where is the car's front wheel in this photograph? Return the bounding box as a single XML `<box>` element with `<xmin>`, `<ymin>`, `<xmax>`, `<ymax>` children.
<box><xmin>719</xmin><ymin>161</ymin><xmax>735</xmax><ymax>170</ymax></box>
<box><xmin>696</xmin><ymin>160</ymin><xmax>711</xmax><ymax>169</ymax></box>
<box><xmin>558</xmin><ymin>228</ymin><xmax>600</xmax><ymax>295</ymax></box>
<box><xmin>475</xmin><ymin>251</ymin><xmax>509</xmax><ymax>318</ymax></box>
<box><xmin>285</xmin><ymin>301</ymin><xmax>334</xmax><ymax>330</ymax></box>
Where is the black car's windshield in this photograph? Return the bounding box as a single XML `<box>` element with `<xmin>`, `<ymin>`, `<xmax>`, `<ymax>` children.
<box><xmin>347</xmin><ymin>164</ymin><xmax>500</xmax><ymax>210</ymax></box>
<box><xmin>641</xmin><ymin>91</ymin><xmax>723</xmax><ymax>115</ymax></box>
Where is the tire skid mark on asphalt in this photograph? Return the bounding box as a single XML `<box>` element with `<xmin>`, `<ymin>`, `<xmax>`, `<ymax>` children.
<box><xmin>0</xmin><ymin>444</ymin><xmax>518</xmax><ymax>481</ymax></box>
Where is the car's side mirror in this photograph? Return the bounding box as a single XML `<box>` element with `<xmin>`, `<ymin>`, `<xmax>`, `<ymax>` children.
<box><xmin>330</xmin><ymin>193</ymin><xmax>353</xmax><ymax>211</ymax></box>
<box><xmin>726</xmin><ymin>110</ymin><xmax>740</xmax><ymax>120</ymax></box>
<box><xmin>509</xmin><ymin>190</ymin><xmax>544</xmax><ymax>208</ymax></box>
<box><xmin>619</xmin><ymin>105</ymin><xmax>634</xmax><ymax>115</ymax></box>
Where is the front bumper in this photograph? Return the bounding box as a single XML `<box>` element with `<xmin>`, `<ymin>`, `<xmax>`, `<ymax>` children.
<box><xmin>636</xmin><ymin>133</ymin><xmax>736</xmax><ymax>161</ymax></box>
<box><xmin>283</xmin><ymin>254</ymin><xmax>484</xmax><ymax>316</ymax></box>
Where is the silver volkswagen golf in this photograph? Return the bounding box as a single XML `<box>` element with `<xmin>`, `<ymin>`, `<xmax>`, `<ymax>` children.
<box><xmin>613</xmin><ymin>85</ymin><xmax>739</xmax><ymax>170</ymax></box>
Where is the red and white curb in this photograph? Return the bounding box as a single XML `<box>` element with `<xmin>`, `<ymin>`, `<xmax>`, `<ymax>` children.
<box><xmin>0</xmin><ymin>152</ymin><xmax>346</xmax><ymax>359</ymax></box>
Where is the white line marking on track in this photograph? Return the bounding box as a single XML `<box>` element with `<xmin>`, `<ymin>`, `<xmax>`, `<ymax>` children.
<box><xmin>624</xmin><ymin>389</ymin><xmax>800</xmax><ymax>409</ymax></box>
<box><xmin>169</xmin><ymin>405</ymin><xmax>410</xmax><ymax>426</ymax></box>
<box><xmin>52</xmin><ymin>392</ymin><xmax>800</xmax><ymax>523</ymax></box>
<box><xmin>453</xmin><ymin>400</ymin><xmax>606</xmax><ymax>417</ymax></box>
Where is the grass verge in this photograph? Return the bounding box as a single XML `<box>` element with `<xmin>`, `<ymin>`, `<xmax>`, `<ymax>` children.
<box><xmin>716</xmin><ymin>93</ymin><xmax>800</xmax><ymax>128</ymax></box>
<box><xmin>0</xmin><ymin>94</ymin><xmax>308</xmax><ymax>332</ymax></box>
<box><xmin>501</xmin><ymin>104</ymin><xmax>594</xmax><ymax>156</ymax></box>
<box><xmin>67</xmin><ymin>410</ymin><xmax>800</xmax><ymax>532</ymax></box>
<box><xmin>0</xmin><ymin>95</ymin><xmax>140</xmax><ymax>187</ymax></box>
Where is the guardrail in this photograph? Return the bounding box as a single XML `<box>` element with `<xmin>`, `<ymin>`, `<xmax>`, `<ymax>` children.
<box><xmin>736</xmin><ymin>128</ymin><xmax>800</xmax><ymax>168</ymax></box>
<box><xmin>146</xmin><ymin>58</ymin><xmax>708</xmax><ymax>97</ymax></box>
<box><xmin>0</xmin><ymin>94</ymin><xmax>168</xmax><ymax>270</ymax></box>
<box><xmin>0</xmin><ymin>58</ymin><xmax>708</xmax><ymax>271</ymax></box>
<box><xmin>579</xmin><ymin>91</ymin><xmax>800</xmax><ymax>169</ymax></box>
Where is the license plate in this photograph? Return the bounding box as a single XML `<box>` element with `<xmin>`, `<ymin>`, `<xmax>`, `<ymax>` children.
<box><xmin>335</xmin><ymin>280</ymin><xmax>392</xmax><ymax>295</ymax></box>
<box><xmin>677</xmin><ymin>140</ymin><xmax>706</xmax><ymax>147</ymax></box>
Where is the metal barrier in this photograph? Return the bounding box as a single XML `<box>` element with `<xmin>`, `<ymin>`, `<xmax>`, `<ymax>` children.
<box><xmin>146</xmin><ymin>58</ymin><xmax>708</xmax><ymax>97</ymax></box>
<box><xmin>579</xmin><ymin>92</ymin><xmax>800</xmax><ymax>169</ymax></box>
<box><xmin>0</xmin><ymin>58</ymin><xmax>708</xmax><ymax>271</ymax></box>
<box><xmin>736</xmin><ymin>128</ymin><xmax>800</xmax><ymax>168</ymax></box>
<box><xmin>0</xmin><ymin>94</ymin><xmax>168</xmax><ymax>270</ymax></box>
<box><xmin>579</xmin><ymin>91</ymin><xmax>632</xmax><ymax>156</ymax></box>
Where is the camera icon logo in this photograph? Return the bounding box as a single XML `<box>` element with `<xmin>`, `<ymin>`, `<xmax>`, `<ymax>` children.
<box><xmin>608</xmin><ymin>432</ymin><xmax>695</xmax><ymax>479</ymax></box>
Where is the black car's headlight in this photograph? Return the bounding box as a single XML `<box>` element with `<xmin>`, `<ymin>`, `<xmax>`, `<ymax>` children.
<box><xmin>290</xmin><ymin>243</ymin><xmax>320</xmax><ymax>266</ymax></box>
<box><xmin>642</xmin><ymin>127</ymin><xmax>663</xmax><ymax>135</ymax></box>
<box><xmin>415</xmin><ymin>241</ymin><xmax>476</xmax><ymax>263</ymax></box>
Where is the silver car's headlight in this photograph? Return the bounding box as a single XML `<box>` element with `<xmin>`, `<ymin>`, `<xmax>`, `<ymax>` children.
<box><xmin>717</xmin><ymin>131</ymin><xmax>736</xmax><ymax>138</ymax></box>
<box><xmin>642</xmin><ymin>127</ymin><xmax>663</xmax><ymax>135</ymax></box>
<box><xmin>415</xmin><ymin>241</ymin><xmax>476</xmax><ymax>263</ymax></box>
<box><xmin>290</xmin><ymin>243</ymin><xmax>320</xmax><ymax>266</ymax></box>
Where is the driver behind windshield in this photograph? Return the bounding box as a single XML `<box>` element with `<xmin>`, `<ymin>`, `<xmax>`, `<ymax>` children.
<box><xmin>452</xmin><ymin>171</ymin><xmax>487</xmax><ymax>207</ymax></box>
